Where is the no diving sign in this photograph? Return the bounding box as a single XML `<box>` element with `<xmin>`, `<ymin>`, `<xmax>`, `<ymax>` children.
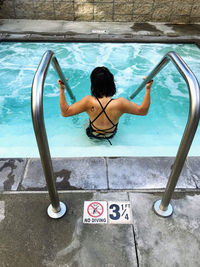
<box><xmin>83</xmin><ymin>201</ymin><xmax>107</xmax><ymax>224</ymax></box>
<box><xmin>83</xmin><ymin>201</ymin><xmax>132</xmax><ymax>224</ymax></box>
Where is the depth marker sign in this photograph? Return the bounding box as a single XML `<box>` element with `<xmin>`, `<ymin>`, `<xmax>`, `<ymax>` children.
<box><xmin>83</xmin><ymin>201</ymin><xmax>107</xmax><ymax>224</ymax></box>
<box><xmin>83</xmin><ymin>201</ymin><xmax>133</xmax><ymax>224</ymax></box>
<box><xmin>108</xmin><ymin>201</ymin><xmax>132</xmax><ymax>224</ymax></box>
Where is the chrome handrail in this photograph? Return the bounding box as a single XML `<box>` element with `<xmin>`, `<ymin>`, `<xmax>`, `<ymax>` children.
<box><xmin>31</xmin><ymin>50</ymin><xmax>74</xmax><ymax>219</ymax></box>
<box><xmin>130</xmin><ymin>51</ymin><xmax>200</xmax><ymax>217</ymax></box>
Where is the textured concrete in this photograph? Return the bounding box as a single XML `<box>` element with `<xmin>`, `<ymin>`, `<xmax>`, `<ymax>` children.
<box><xmin>107</xmin><ymin>157</ymin><xmax>196</xmax><ymax>190</ymax></box>
<box><xmin>20</xmin><ymin>158</ymin><xmax>107</xmax><ymax>191</ymax></box>
<box><xmin>0</xmin><ymin>159</ymin><xmax>27</xmax><ymax>191</ymax></box>
<box><xmin>0</xmin><ymin>0</ymin><xmax>200</xmax><ymax>23</ymax></box>
<box><xmin>0</xmin><ymin>191</ymin><xmax>200</xmax><ymax>267</ymax></box>
<box><xmin>130</xmin><ymin>192</ymin><xmax>200</xmax><ymax>267</ymax></box>
<box><xmin>0</xmin><ymin>192</ymin><xmax>137</xmax><ymax>267</ymax></box>
<box><xmin>186</xmin><ymin>157</ymin><xmax>200</xmax><ymax>188</ymax></box>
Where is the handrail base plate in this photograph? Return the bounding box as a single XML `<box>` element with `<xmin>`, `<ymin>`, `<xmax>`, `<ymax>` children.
<box><xmin>153</xmin><ymin>200</ymin><xmax>173</xmax><ymax>218</ymax></box>
<box><xmin>47</xmin><ymin>201</ymin><xmax>67</xmax><ymax>219</ymax></box>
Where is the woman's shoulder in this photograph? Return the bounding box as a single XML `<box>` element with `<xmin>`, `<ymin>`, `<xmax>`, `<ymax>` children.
<box><xmin>113</xmin><ymin>97</ymin><xmax>128</xmax><ymax>105</ymax></box>
<box><xmin>82</xmin><ymin>95</ymin><xmax>95</xmax><ymax>102</ymax></box>
<box><xmin>83</xmin><ymin>96</ymin><xmax>127</xmax><ymax>105</ymax></box>
<box><xmin>81</xmin><ymin>95</ymin><xmax>96</xmax><ymax>108</ymax></box>
<box><xmin>112</xmin><ymin>97</ymin><xmax>132</xmax><ymax>112</ymax></box>
<box><xmin>114</xmin><ymin>97</ymin><xmax>125</xmax><ymax>101</ymax></box>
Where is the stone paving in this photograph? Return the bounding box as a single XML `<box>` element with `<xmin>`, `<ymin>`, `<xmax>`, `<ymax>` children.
<box><xmin>0</xmin><ymin>157</ymin><xmax>200</xmax><ymax>192</ymax></box>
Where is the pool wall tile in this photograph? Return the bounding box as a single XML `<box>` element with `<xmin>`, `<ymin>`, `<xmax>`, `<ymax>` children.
<box><xmin>114</xmin><ymin>14</ymin><xmax>133</xmax><ymax>22</ymax></box>
<box><xmin>1</xmin><ymin>0</ymin><xmax>200</xmax><ymax>23</ymax></box>
<box><xmin>54</xmin><ymin>1</ymin><xmax>74</xmax><ymax>13</ymax></box>
<box><xmin>107</xmin><ymin>157</ymin><xmax>196</xmax><ymax>190</ymax></box>
<box><xmin>20</xmin><ymin>158</ymin><xmax>108</xmax><ymax>190</ymax></box>
<box><xmin>94</xmin><ymin>3</ymin><xmax>113</xmax><ymax>22</ymax></box>
<box><xmin>0</xmin><ymin>159</ymin><xmax>27</xmax><ymax>191</ymax></box>
<box><xmin>114</xmin><ymin>3</ymin><xmax>133</xmax><ymax>15</ymax></box>
<box><xmin>133</xmin><ymin>2</ymin><xmax>154</xmax><ymax>15</ymax></box>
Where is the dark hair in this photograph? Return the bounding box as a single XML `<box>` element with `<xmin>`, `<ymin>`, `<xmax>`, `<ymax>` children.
<box><xmin>90</xmin><ymin>66</ymin><xmax>116</xmax><ymax>98</ymax></box>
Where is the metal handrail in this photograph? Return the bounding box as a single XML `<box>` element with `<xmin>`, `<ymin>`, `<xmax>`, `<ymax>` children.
<box><xmin>130</xmin><ymin>51</ymin><xmax>200</xmax><ymax>217</ymax></box>
<box><xmin>31</xmin><ymin>50</ymin><xmax>75</xmax><ymax>219</ymax></box>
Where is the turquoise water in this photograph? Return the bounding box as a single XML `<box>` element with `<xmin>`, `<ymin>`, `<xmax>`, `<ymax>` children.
<box><xmin>0</xmin><ymin>42</ymin><xmax>200</xmax><ymax>157</ymax></box>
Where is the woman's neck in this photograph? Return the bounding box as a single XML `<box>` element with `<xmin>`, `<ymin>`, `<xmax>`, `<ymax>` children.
<box><xmin>97</xmin><ymin>96</ymin><xmax>111</xmax><ymax>99</ymax></box>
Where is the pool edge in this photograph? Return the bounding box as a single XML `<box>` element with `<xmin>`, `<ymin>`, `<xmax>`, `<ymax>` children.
<box><xmin>0</xmin><ymin>20</ymin><xmax>200</xmax><ymax>46</ymax></box>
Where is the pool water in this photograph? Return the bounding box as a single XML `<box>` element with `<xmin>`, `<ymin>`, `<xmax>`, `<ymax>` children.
<box><xmin>0</xmin><ymin>42</ymin><xmax>200</xmax><ymax>157</ymax></box>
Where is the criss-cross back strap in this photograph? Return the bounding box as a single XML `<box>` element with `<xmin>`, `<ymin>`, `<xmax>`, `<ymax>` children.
<box><xmin>90</xmin><ymin>98</ymin><xmax>117</xmax><ymax>127</ymax></box>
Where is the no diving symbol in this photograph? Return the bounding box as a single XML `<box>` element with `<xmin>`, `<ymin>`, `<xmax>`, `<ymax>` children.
<box><xmin>87</xmin><ymin>202</ymin><xmax>104</xmax><ymax>218</ymax></box>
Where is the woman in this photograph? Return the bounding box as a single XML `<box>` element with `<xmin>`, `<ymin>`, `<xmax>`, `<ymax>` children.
<box><xmin>58</xmin><ymin>66</ymin><xmax>153</xmax><ymax>144</ymax></box>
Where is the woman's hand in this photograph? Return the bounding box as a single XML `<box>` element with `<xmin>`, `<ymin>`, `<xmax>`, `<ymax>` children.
<box><xmin>143</xmin><ymin>76</ymin><xmax>153</xmax><ymax>90</ymax></box>
<box><xmin>58</xmin><ymin>79</ymin><xmax>65</xmax><ymax>90</ymax></box>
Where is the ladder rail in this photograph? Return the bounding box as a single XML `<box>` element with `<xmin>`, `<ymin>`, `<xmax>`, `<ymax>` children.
<box><xmin>51</xmin><ymin>56</ymin><xmax>76</xmax><ymax>102</ymax></box>
<box><xmin>129</xmin><ymin>55</ymin><xmax>169</xmax><ymax>100</ymax></box>
<box><xmin>31</xmin><ymin>50</ymin><xmax>73</xmax><ymax>219</ymax></box>
<box><xmin>129</xmin><ymin>51</ymin><xmax>200</xmax><ymax>217</ymax></box>
<box><xmin>32</xmin><ymin>50</ymin><xmax>200</xmax><ymax>218</ymax></box>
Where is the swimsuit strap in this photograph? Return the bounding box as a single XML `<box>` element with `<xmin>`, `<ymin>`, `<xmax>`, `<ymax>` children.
<box><xmin>90</xmin><ymin>98</ymin><xmax>117</xmax><ymax>127</ymax></box>
<box><xmin>90</xmin><ymin>122</ymin><xmax>118</xmax><ymax>132</ymax></box>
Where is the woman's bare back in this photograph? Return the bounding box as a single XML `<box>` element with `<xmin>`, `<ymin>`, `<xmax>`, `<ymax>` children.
<box><xmin>86</xmin><ymin>96</ymin><xmax>122</xmax><ymax>132</ymax></box>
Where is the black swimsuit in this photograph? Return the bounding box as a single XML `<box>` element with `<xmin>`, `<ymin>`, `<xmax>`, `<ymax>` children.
<box><xmin>86</xmin><ymin>98</ymin><xmax>118</xmax><ymax>145</ymax></box>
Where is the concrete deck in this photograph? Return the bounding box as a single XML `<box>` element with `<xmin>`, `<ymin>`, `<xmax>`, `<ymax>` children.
<box><xmin>0</xmin><ymin>20</ymin><xmax>200</xmax><ymax>266</ymax></box>
<box><xmin>1</xmin><ymin>191</ymin><xmax>200</xmax><ymax>267</ymax></box>
<box><xmin>0</xmin><ymin>157</ymin><xmax>200</xmax><ymax>266</ymax></box>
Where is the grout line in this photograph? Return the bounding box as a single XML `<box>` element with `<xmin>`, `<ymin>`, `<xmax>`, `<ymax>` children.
<box><xmin>189</xmin><ymin>0</ymin><xmax>195</xmax><ymax>24</ymax></box>
<box><xmin>92</xmin><ymin>0</ymin><xmax>94</xmax><ymax>22</ymax></box>
<box><xmin>131</xmin><ymin>0</ymin><xmax>134</xmax><ymax>22</ymax></box>
<box><xmin>132</xmin><ymin>222</ymin><xmax>140</xmax><ymax>267</ymax></box>
<box><xmin>12</xmin><ymin>0</ymin><xmax>16</xmax><ymax>19</ymax></box>
<box><xmin>168</xmin><ymin>0</ymin><xmax>174</xmax><ymax>23</ymax></box>
<box><xmin>105</xmin><ymin>157</ymin><xmax>109</xmax><ymax>189</ymax></box>
<box><xmin>112</xmin><ymin>0</ymin><xmax>115</xmax><ymax>22</ymax></box>
<box><xmin>2</xmin><ymin>188</ymin><xmax>200</xmax><ymax>195</ymax></box>
<box><xmin>17</xmin><ymin>158</ymin><xmax>30</xmax><ymax>190</ymax></box>
<box><xmin>10</xmin><ymin>188</ymin><xmax>200</xmax><ymax>193</ymax></box>
<box><xmin>52</xmin><ymin>0</ymin><xmax>56</xmax><ymax>20</ymax></box>
<box><xmin>150</xmin><ymin>0</ymin><xmax>156</xmax><ymax>21</ymax></box>
<box><xmin>128</xmin><ymin>192</ymin><xmax>140</xmax><ymax>267</ymax></box>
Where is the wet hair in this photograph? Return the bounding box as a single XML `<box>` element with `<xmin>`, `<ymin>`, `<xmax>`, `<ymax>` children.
<box><xmin>90</xmin><ymin>66</ymin><xmax>116</xmax><ymax>98</ymax></box>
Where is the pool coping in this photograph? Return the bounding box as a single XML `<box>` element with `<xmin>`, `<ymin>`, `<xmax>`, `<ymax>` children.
<box><xmin>1</xmin><ymin>157</ymin><xmax>200</xmax><ymax>192</ymax></box>
<box><xmin>0</xmin><ymin>20</ymin><xmax>200</xmax><ymax>46</ymax></box>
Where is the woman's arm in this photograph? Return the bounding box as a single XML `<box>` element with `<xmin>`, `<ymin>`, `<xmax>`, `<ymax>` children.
<box><xmin>119</xmin><ymin>79</ymin><xmax>153</xmax><ymax>116</ymax></box>
<box><xmin>58</xmin><ymin>80</ymin><xmax>90</xmax><ymax>117</ymax></box>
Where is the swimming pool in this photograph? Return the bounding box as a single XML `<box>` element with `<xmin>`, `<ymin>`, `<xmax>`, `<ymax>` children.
<box><xmin>0</xmin><ymin>42</ymin><xmax>200</xmax><ymax>157</ymax></box>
